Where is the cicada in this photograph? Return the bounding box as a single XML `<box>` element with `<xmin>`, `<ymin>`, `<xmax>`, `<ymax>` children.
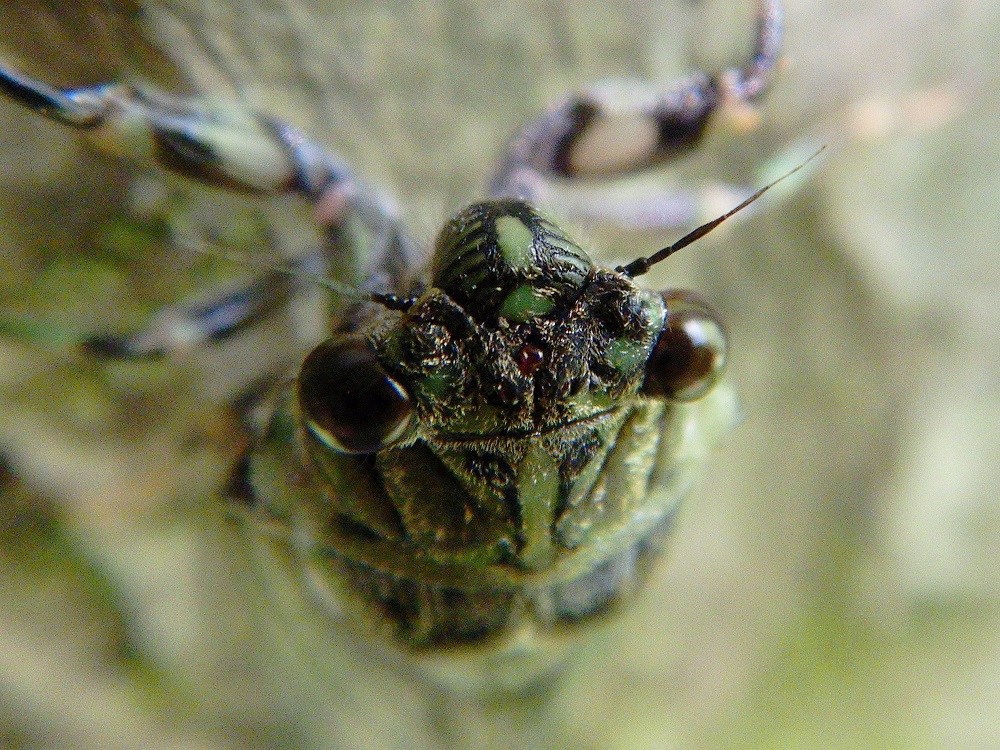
<box><xmin>0</xmin><ymin>0</ymin><xmax>790</xmax><ymax>695</ymax></box>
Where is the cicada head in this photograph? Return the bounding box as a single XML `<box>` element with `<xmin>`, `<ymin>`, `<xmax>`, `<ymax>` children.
<box><xmin>294</xmin><ymin>199</ymin><xmax>728</xmax><ymax>579</ymax></box>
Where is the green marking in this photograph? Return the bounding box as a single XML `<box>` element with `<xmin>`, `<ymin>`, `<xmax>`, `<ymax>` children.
<box><xmin>498</xmin><ymin>284</ymin><xmax>555</xmax><ymax>322</ymax></box>
<box><xmin>606</xmin><ymin>338</ymin><xmax>647</xmax><ymax>372</ymax></box>
<box><xmin>420</xmin><ymin>371</ymin><xmax>451</xmax><ymax>399</ymax></box>
<box><xmin>495</xmin><ymin>215</ymin><xmax>535</xmax><ymax>271</ymax></box>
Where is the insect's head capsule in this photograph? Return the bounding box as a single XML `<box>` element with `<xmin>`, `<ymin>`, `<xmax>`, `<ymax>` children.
<box><xmin>347</xmin><ymin>197</ymin><xmax>730</xmax><ymax>452</ymax></box>
<box><xmin>409</xmin><ymin>200</ymin><xmax>671</xmax><ymax>429</ymax></box>
<box><xmin>296</xmin><ymin>201</ymin><xmax>728</xmax><ymax>463</ymax></box>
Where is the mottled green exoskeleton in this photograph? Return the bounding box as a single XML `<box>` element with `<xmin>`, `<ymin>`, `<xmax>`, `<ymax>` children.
<box><xmin>0</xmin><ymin>1</ymin><xmax>784</xmax><ymax>692</ymax></box>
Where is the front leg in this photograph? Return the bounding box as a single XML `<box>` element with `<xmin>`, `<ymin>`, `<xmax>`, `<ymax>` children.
<box><xmin>490</xmin><ymin>0</ymin><xmax>782</xmax><ymax>226</ymax></box>
<box><xmin>0</xmin><ymin>65</ymin><xmax>416</xmax><ymax>355</ymax></box>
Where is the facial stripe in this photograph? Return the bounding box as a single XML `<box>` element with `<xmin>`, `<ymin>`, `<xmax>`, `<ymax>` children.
<box><xmin>516</xmin><ymin>443</ymin><xmax>561</xmax><ymax>571</ymax></box>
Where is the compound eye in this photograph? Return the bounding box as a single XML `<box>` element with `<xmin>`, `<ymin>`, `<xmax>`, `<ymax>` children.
<box><xmin>643</xmin><ymin>291</ymin><xmax>727</xmax><ymax>401</ymax></box>
<box><xmin>298</xmin><ymin>335</ymin><xmax>413</xmax><ymax>454</ymax></box>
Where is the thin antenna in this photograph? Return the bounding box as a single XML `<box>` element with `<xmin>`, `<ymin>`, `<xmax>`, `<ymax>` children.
<box><xmin>171</xmin><ymin>233</ymin><xmax>412</xmax><ymax>309</ymax></box>
<box><xmin>617</xmin><ymin>145</ymin><xmax>826</xmax><ymax>278</ymax></box>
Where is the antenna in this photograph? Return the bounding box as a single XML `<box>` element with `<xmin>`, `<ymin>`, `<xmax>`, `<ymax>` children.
<box><xmin>170</xmin><ymin>231</ymin><xmax>415</xmax><ymax>309</ymax></box>
<box><xmin>617</xmin><ymin>145</ymin><xmax>826</xmax><ymax>278</ymax></box>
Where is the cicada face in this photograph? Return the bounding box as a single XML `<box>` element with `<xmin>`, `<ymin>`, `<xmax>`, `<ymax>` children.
<box><xmin>269</xmin><ymin>199</ymin><xmax>731</xmax><ymax>692</ymax></box>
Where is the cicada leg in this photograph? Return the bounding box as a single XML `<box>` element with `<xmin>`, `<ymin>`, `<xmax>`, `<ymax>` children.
<box><xmin>489</xmin><ymin>0</ymin><xmax>782</xmax><ymax>228</ymax></box>
<box><xmin>0</xmin><ymin>63</ymin><xmax>417</xmax><ymax>358</ymax></box>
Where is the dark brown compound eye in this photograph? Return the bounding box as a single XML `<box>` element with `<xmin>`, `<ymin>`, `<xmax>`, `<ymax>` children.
<box><xmin>642</xmin><ymin>291</ymin><xmax>727</xmax><ymax>401</ymax></box>
<box><xmin>297</xmin><ymin>335</ymin><xmax>413</xmax><ymax>454</ymax></box>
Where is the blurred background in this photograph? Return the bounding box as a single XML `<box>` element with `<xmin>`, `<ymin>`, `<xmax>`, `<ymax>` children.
<box><xmin>0</xmin><ymin>1</ymin><xmax>997</xmax><ymax>748</ymax></box>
